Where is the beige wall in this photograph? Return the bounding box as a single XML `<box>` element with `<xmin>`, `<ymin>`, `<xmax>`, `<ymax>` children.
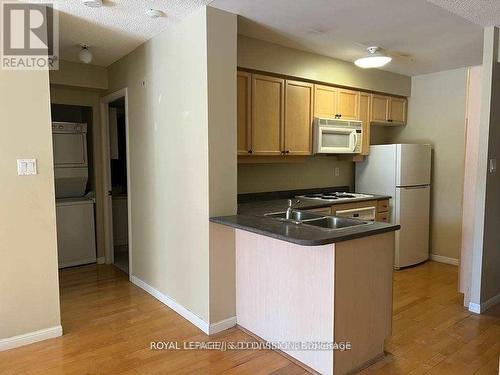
<box><xmin>471</xmin><ymin>27</ymin><xmax>500</xmax><ymax>306</ymax></box>
<box><xmin>49</xmin><ymin>85</ymin><xmax>106</xmax><ymax>259</ymax></box>
<box><xmin>50</xmin><ymin>60</ymin><xmax>108</xmax><ymax>90</ymax></box>
<box><xmin>0</xmin><ymin>69</ymin><xmax>61</xmax><ymax>339</ymax></box>
<box><xmin>107</xmin><ymin>6</ymin><xmax>237</xmax><ymax>324</ymax></box>
<box><xmin>207</xmin><ymin>7</ymin><xmax>238</xmax><ymax>322</ymax></box>
<box><xmin>238</xmin><ymin>157</ymin><xmax>353</xmax><ymax>193</ymax></box>
<box><xmin>380</xmin><ymin>68</ymin><xmax>467</xmax><ymax>261</ymax></box>
<box><xmin>238</xmin><ymin>35</ymin><xmax>411</xmax><ymax>96</ymax></box>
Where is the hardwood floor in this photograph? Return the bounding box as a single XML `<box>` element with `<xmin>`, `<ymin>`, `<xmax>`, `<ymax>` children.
<box><xmin>0</xmin><ymin>261</ymin><xmax>498</xmax><ymax>374</ymax></box>
<box><xmin>362</xmin><ymin>261</ymin><xmax>500</xmax><ymax>375</ymax></box>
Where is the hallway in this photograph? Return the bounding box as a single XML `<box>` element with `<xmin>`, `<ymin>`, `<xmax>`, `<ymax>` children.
<box><xmin>0</xmin><ymin>262</ymin><xmax>498</xmax><ymax>374</ymax></box>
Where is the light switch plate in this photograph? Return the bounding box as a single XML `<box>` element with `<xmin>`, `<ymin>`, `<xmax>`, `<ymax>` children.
<box><xmin>17</xmin><ymin>159</ymin><xmax>37</xmax><ymax>175</ymax></box>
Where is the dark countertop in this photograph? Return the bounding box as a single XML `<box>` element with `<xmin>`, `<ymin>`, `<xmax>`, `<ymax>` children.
<box><xmin>210</xmin><ymin>194</ymin><xmax>398</xmax><ymax>246</ymax></box>
<box><xmin>210</xmin><ymin>214</ymin><xmax>400</xmax><ymax>246</ymax></box>
<box><xmin>238</xmin><ymin>195</ymin><xmax>391</xmax><ymax>216</ymax></box>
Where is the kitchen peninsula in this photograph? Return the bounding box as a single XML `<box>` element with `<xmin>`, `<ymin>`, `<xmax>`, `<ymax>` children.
<box><xmin>211</xmin><ymin>189</ymin><xmax>400</xmax><ymax>375</ymax></box>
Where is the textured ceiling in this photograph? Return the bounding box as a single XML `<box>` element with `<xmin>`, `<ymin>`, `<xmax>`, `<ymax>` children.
<box><xmin>212</xmin><ymin>0</ymin><xmax>484</xmax><ymax>76</ymax></box>
<box><xmin>24</xmin><ymin>0</ymin><xmax>213</xmax><ymax>66</ymax></box>
<box><xmin>427</xmin><ymin>0</ymin><xmax>500</xmax><ymax>26</ymax></box>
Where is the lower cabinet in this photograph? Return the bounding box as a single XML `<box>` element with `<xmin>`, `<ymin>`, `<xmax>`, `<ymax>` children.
<box><xmin>304</xmin><ymin>199</ymin><xmax>391</xmax><ymax>223</ymax></box>
<box><xmin>331</xmin><ymin>199</ymin><xmax>390</xmax><ymax>222</ymax></box>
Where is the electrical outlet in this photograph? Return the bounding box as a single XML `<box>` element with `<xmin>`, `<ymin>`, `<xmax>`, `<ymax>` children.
<box><xmin>334</xmin><ymin>167</ymin><xmax>340</xmax><ymax>177</ymax></box>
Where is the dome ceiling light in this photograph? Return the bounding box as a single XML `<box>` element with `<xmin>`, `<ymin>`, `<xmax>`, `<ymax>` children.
<box><xmin>78</xmin><ymin>45</ymin><xmax>93</xmax><ymax>64</ymax></box>
<box><xmin>145</xmin><ymin>8</ymin><xmax>165</xmax><ymax>18</ymax></box>
<box><xmin>82</xmin><ymin>0</ymin><xmax>102</xmax><ymax>8</ymax></box>
<box><xmin>354</xmin><ymin>46</ymin><xmax>392</xmax><ymax>69</ymax></box>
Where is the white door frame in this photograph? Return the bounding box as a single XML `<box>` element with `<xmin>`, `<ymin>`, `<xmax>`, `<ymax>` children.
<box><xmin>100</xmin><ymin>88</ymin><xmax>132</xmax><ymax>277</ymax></box>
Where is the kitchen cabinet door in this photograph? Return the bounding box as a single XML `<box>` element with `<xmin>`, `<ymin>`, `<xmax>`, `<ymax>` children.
<box><xmin>284</xmin><ymin>80</ymin><xmax>314</xmax><ymax>155</ymax></box>
<box><xmin>314</xmin><ymin>84</ymin><xmax>338</xmax><ymax>118</ymax></box>
<box><xmin>337</xmin><ymin>88</ymin><xmax>360</xmax><ymax>120</ymax></box>
<box><xmin>251</xmin><ymin>74</ymin><xmax>284</xmax><ymax>155</ymax></box>
<box><xmin>359</xmin><ymin>92</ymin><xmax>371</xmax><ymax>156</ymax></box>
<box><xmin>389</xmin><ymin>97</ymin><xmax>407</xmax><ymax>124</ymax></box>
<box><xmin>237</xmin><ymin>71</ymin><xmax>252</xmax><ymax>155</ymax></box>
<box><xmin>371</xmin><ymin>94</ymin><xmax>390</xmax><ymax>123</ymax></box>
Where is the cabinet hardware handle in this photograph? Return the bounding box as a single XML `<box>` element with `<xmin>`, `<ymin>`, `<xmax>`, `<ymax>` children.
<box><xmin>248</xmin><ymin>150</ymin><xmax>253</xmax><ymax>154</ymax></box>
<box><xmin>285</xmin><ymin>150</ymin><xmax>290</xmax><ymax>154</ymax></box>
<box><xmin>339</xmin><ymin>114</ymin><xmax>342</xmax><ymax>118</ymax></box>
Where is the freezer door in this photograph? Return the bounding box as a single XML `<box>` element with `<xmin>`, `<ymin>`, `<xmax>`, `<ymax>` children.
<box><xmin>396</xmin><ymin>144</ymin><xmax>431</xmax><ymax>187</ymax></box>
<box><xmin>394</xmin><ymin>185</ymin><xmax>430</xmax><ymax>268</ymax></box>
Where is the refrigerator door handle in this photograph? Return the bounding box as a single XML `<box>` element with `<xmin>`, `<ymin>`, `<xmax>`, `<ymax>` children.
<box><xmin>398</xmin><ymin>185</ymin><xmax>429</xmax><ymax>189</ymax></box>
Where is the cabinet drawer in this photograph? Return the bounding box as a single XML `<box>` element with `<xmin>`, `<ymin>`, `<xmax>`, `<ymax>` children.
<box><xmin>376</xmin><ymin>212</ymin><xmax>390</xmax><ymax>223</ymax></box>
<box><xmin>377</xmin><ymin>199</ymin><xmax>390</xmax><ymax>212</ymax></box>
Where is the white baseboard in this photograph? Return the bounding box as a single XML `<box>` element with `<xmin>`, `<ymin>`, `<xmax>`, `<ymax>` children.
<box><xmin>130</xmin><ymin>275</ymin><xmax>236</xmax><ymax>335</ymax></box>
<box><xmin>209</xmin><ymin>316</ymin><xmax>237</xmax><ymax>335</ymax></box>
<box><xmin>0</xmin><ymin>325</ymin><xmax>62</xmax><ymax>352</ymax></box>
<box><xmin>130</xmin><ymin>275</ymin><xmax>210</xmax><ymax>334</ymax></box>
<box><xmin>97</xmin><ymin>257</ymin><xmax>106</xmax><ymax>264</ymax></box>
<box><xmin>430</xmin><ymin>254</ymin><xmax>459</xmax><ymax>266</ymax></box>
<box><xmin>469</xmin><ymin>292</ymin><xmax>500</xmax><ymax>314</ymax></box>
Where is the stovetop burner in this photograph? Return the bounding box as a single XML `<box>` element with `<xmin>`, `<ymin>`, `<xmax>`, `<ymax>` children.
<box><xmin>296</xmin><ymin>192</ymin><xmax>373</xmax><ymax>201</ymax></box>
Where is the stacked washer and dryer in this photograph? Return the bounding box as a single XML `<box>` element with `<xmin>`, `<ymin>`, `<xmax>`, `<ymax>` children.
<box><xmin>52</xmin><ymin>122</ymin><xmax>97</xmax><ymax>268</ymax></box>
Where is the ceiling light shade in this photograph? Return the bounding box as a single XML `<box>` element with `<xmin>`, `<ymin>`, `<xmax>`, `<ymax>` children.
<box><xmin>145</xmin><ymin>8</ymin><xmax>165</xmax><ymax>18</ymax></box>
<box><xmin>354</xmin><ymin>46</ymin><xmax>392</xmax><ymax>69</ymax></box>
<box><xmin>82</xmin><ymin>0</ymin><xmax>102</xmax><ymax>7</ymax></box>
<box><xmin>78</xmin><ymin>45</ymin><xmax>93</xmax><ymax>64</ymax></box>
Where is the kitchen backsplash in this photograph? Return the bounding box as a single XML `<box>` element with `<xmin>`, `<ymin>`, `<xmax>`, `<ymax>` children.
<box><xmin>238</xmin><ymin>156</ymin><xmax>354</xmax><ymax>193</ymax></box>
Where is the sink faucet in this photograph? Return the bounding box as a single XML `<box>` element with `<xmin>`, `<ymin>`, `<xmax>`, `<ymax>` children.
<box><xmin>286</xmin><ymin>199</ymin><xmax>301</xmax><ymax>220</ymax></box>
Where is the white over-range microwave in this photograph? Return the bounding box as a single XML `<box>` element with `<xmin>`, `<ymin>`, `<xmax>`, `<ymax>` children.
<box><xmin>313</xmin><ymin>118</ymin><xmax>363</xmax><ymax>154</ymax></box>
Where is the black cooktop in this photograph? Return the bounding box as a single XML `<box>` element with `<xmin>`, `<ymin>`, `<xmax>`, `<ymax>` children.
<box><xmin>300</xmin><ymin>192</ymin><xmax>357</xmax><ymax>200</ymax></box>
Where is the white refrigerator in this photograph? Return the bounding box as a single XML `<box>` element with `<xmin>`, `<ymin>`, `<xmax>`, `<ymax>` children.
<box><xmin>356</xmin><ymin>144</ymin><xmax>431</xmax><ymax>269</ymax></box>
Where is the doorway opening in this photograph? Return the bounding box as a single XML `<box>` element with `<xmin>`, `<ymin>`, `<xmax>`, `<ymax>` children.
<box><xmin>101</xmin><ymin>89</ymin><xmax>131</xmax><ymax>276</ymax></box>
<box><xmin>51</xmin><ymin>104</ymin><xmax>97</xmax><ymax>269</ymax></box>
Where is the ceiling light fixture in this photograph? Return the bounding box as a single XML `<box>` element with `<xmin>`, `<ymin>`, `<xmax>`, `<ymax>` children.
<box><xmin>82</xmin><ymin>0</ymin><xmax>102</xmax><ymax>8</ymax></box>
<box><xmin>354</xmin><ymin>46</ymin><xmax>392</xmax><ymax>69</ymax></box>
<box><xmin>145</xmin><ymin>8</ymin><xmax>164</xmax><ymax>18</ymax></box>
<box><xmin>78</xmin><ymin>45</ymin><xmax>93</xmax><ymax>64</ymax></box>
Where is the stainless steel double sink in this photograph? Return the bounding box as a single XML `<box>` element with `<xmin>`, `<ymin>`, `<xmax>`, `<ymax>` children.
<box><xmin>264</xmin><ymin>211</ymin><xmax>373</xmax><ymax>230</ymax></box>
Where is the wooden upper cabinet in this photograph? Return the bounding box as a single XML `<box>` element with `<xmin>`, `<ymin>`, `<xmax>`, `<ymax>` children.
<box><xmin>371</xmin><ymin>94</ymin><xmax>407</xmax><ymax>125</ymax></box>
<box><xmin>359</xmin><ymin>92</ymin><xmax>371</xmax><ymax>156</ymax></box>
<box><xmin>371</xmin><ymin>94</ymin><xmax>390</xmax><ymax>122</ymax></box>
<box><xmin>389</xmin><ymin>97</ymin><xmax>407</xmax><ymax>124</ymax></box>
<box><xmin>314</xmin><ymin>85</ymin><xmax>360</xmax><ymax>120</ymax></box>
<box><xmin>314</xmin><ymin>84</ymin><xmax>337</xmax><ymax>118</ymax></box>
<box><xmin>251</xmin><ymin>74</ymin><xmax>284</xmax><ymax>155</ymax></box>
<box><xmin>284</xmin><ymin>80</ymin><xmax>313</xmax><ymax>155</ymax></box>
<box><xmin>237</xmin><ymin>71</ymin><xmax>251</xmax><ymax>155</ymax></box>
<box><xmin>337</xmin><ymin>88</ymin><xmax>360</xmax><ymax>120</ymax></box>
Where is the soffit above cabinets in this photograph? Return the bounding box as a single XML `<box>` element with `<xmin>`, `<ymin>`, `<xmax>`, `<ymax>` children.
<box><xmin>211</xmin><ymin>0</ymin><xmax>484</xmax><ymax>76</ymax></box>
<box><xmin>23</xmin><ymin>0</ymin><xmax>213</xmax><ymax>67</ymax></box>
